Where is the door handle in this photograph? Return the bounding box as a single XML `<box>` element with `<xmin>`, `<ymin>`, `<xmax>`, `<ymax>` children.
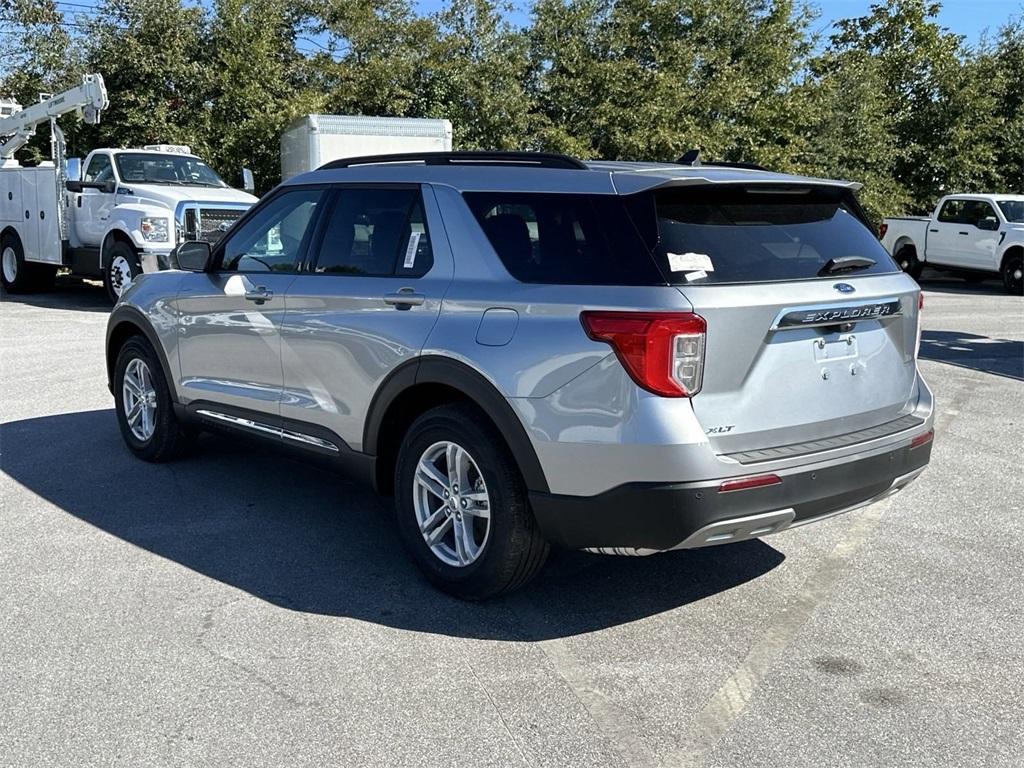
<box><xmin>383</xmin><ymin>289</ymin><xmax>425</xmax><ymax>309</ymax></box>
<box><xmin>245</xmin><ymin>287</ymin><xmax>273</xmax><ymax>304</ymax></box>
<box><xmin>929</xmin><ymin>228</ymin><xmax>938</xmax><ymax>233</ymax></box>
<box><xmin>958</xmin><ymin>231</ymin><xmax>969</xmax><ymax>236</ymax></box>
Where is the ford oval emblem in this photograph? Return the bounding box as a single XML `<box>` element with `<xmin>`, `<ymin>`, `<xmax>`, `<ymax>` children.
<box><xmin>833</xmin><ymin>283</ymin><xmax>856</xmax><ymax>294</ymax></box>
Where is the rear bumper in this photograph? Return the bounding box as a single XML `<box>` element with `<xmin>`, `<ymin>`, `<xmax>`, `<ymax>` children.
<box><xmin>529</xmin><ymin>437</ymin><xmax>932</xmax><ymax>553</ymax></box>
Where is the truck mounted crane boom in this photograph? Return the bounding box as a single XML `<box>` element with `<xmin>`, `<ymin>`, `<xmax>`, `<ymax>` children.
<box><xmin>0</xmin><ymin>73</ymin><xmax>108</xmax><ymax>164</ymax></box>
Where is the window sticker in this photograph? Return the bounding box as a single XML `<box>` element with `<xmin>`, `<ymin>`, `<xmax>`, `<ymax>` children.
<box><xmin>667</xmin><ymin>252</ymin><xmax>714</xmax><ymax>273</ymax></box>
<box><xmin>403</xmin><ymin>232</ymin><xmax>421</xmax><ymax>269</ymax></box>
<box><xmin>684</xmin><ymin>270</ymin><xmax>708</xmax><ymax>282</ymax></box>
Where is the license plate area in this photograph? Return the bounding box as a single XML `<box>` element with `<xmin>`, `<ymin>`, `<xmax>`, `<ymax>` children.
<box><xmin>813</xmin><ymin>333</ymin><xmax>858</xmax><ymax>362</ymax></box>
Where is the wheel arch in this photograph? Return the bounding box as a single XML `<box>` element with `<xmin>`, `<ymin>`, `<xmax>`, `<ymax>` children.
<box><xmin>105</xmin><ymin>306</ymin><xmax>177</xmax><ymax>401</ymax></box>
<box><xmin>1000</xmin><ymin>244</ymin><xmax>1023</xmax><ymax>270</ymax></box>
<box><xmin>101</xmin><ymin>227</ymin><xmax>138</xmax><ymax>266</ymax></box>
<box><xmin>1</xmin><ymin>225</ymin><xmax>22</xmax><ymax>246</ymax></box>
<box><xmin>894</xmin><ymin>236</ymin><xmax>917</xmax><ymax>256</ymax></box>
<box><xmin>365</xmin><ymin>356</ymin><xmax>550</xmax><ymax>496</ymax></box>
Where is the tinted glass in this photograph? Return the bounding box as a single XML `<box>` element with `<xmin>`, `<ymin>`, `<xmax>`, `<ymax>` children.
<box><xmin>114</xmin><ymin>153</ymin><xmax>226</xmax><ymax>188</ymax></box>
<box><xmin>312</xmin><ymin>188</ymin><xmax>432</xmax><ymax>277</ymax></box>
<box><xmin>961</xmin><ymin>200</ymin><xmax>997</xmax><ymax>226</ymax></box>
<box><xmin>938</xmin><ymin>199</ymin><xmax>965</xmax><ymax>223</ymax></box>
<box><xmin>221</xmin><ymin>188</ymin><xmax>322</xmax><ymax>273</ymax></box>
<box><xmin>998</xmin><ymin>200</ymin><xmax>1024</xmax><ymax>223</ymax></box>
<box><xmin>84</xmin><ymin>154</ymin><xmax>112</xmax><ymax>183</ymax></box>
<box><xmin>642</xmin><ymin>185</ymin><xmax>899</xmax><ymax>285</ymax></box>
<box><xmin>463</xmin><ymin>192</ymin><xmax>663</xmax><ymax>285</ymax></box>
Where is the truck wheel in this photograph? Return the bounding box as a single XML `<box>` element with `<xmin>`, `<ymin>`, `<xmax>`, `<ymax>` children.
<box><xmin>1002</xmin><ymin>253</ymin><xmax>1023</xmax><ymax>296</ymax></box>
<box><xmin>1</xmin><ymin>234</ymin><xmax>37</xmax><ymax>294</ymax></box>
<box><xmin>895</xmin><ymin>245</ymin><xmax>923</xmax><ymax>280</ymax></box>
<box><xmin>394</xmin><ymin>403</ymin><xmax>550</xmax><ymax>600</ymax></box>
<box><xmin>105</xmin><ymin>241</ymin><xmax>141</xmax><ymax>303</ymax></box>
<box><xmin>114</xmin><ymin>336</ymin><xmax>196</xmax><ymax>462</ymax></box>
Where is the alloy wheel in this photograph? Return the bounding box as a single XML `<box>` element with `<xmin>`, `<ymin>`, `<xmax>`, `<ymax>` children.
<box><xmin>413</xmin><ymin>440</ymin><xmax>491</xmax><ymax>567</ymax></box>
<box><xmin>122</xmin><ymin>357</ymin><xmax>157</xmax><ymax>441</ymax></box>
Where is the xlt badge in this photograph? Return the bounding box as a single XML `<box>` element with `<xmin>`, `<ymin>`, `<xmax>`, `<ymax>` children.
<box><xmin>706</xmin><ymin>425</ymin><xmax>735</xmax><ymax>434</ymax></box>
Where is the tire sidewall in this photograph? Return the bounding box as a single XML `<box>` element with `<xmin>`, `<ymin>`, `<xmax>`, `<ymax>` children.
<box><xmin>1003</xmin><ymin>255</ymin><xmax>1023</xmax><ymax>296</ymax></box>
<box><xmin>394</xmin><ymin>407</ymin><xmax>532</xmax><ymax>598</ymax></box>
<box><xmin>113</xmin><ymin>337</ymin><xmax>175</xmax><ymax>460</ymax></box>
<box><xmin>105</xmin><ymin>241</ymin><xmax>141</xmax><ymax>303</ymax></box>
<box><xmin>1</xmin><ymin>234</ymin><xmax>28</xmax><ymax>293</ymax></box>
<box><xmin>896</xmin><ymin>245</ymin><xmax>922</xmax><ymax>278</ymax></box>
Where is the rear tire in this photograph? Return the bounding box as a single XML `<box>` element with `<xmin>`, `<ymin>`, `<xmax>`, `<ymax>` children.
<box><xmin>1002</xmin><ymin>253</ymin><xmax>1023</xmax><ymax>296</ymax></box>
<box><xmin>1</xmin><ymin>234</ymin><xmax>39</xmax><ymax>293</ymax></box>
<box><xmin>394</xmin><ymin>403</ymin><xmax>550</xmax><ymax>599</ymax></box>
<box><xmin>105</xmin><ymin>241</ymin><xmax>141</xmax><ymax>303</ymax></box>
<box><xmin>114</xmin><ymin>336</ymin><xmax>195</xmax><ymax>462</ymax></box>
<box><xmin>895</xmin><ymin>245</ymin><xmax>923</xmax><ymax>280</ymax></box>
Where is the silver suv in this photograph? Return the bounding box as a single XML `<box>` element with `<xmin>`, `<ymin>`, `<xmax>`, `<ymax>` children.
<box><xmin>105</xmin><ymin>151</ymin><xmax>934</xmax><ymax>598</ymax></box>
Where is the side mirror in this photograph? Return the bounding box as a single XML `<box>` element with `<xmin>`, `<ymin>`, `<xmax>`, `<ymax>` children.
<box><xmin>65</xmin><ymin>180</ymin><xmax>83</xmax><ymax>193</ymax></box>
<box><xmin>102</xmin><ymin>178</ymin><xmax>117</xmax><ymax>194</ymax></box>
<box><xmin>66</xmin><ymin>157</ymin><xmax>82</xmax><ymax>182</ymax></box>
<box><xmin>977</xmin><ymin>216</ymin><xmax>999</xmax><ymax>231</ymax></box>
<box><xmin>241</xmin><ymin>167</ymin><xmax>255</xmax><ymax>195</ymax></box>
<box><xmin>174</xmin><ymin>240</ymin><xmax>213</xmax><ymax>272</ymax></box>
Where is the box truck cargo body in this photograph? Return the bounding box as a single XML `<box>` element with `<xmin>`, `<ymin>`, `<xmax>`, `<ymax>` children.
<box><xmin>280</xmin><ymin>115</ymin><xmax>453</xmax><ymax>180</ymax></box>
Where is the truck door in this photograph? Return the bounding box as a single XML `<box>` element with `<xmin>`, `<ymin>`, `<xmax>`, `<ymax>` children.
<box><xmin>927</xmin><ymin>198</ymin><xmax>966</xmax><ymax>266</ymax></box>
<box><xmin>76</xmin><ymin>153</ymin><xmax>116</xmax><ymax>249</ymax></box>
<box><xmin>960</xmin><ymin>200</ymin><xmax>1001</xmax><ymax>271</ymax></box>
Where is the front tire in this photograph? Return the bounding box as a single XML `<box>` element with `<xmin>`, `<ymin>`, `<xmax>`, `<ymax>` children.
<box><xmin>1002</xmin><ymin>253</ymin><xmax>1023</xmax><ymax>296</ymax></box>
<box><xmin>105</xmin><ymin>241</ymin><xmax>141</xmax><ymax>303</ymax></box>
<box><xmin>114</xmin><ymin>336</ymin><xmax>195</xmax><ymax>462</ymax></box>
<box><xmin>394</xmin><ymin>404</ymin><xmax>550</xmax><ymax>599</ymax></box>
<box><xmin>895</xmin><ymin>244</ymin><xmax>923</xmax><ymax>280</ymax></box>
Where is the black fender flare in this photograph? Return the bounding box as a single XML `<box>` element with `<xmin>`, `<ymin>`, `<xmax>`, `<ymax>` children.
<box><xmin>364</xmin><ymin>356</ymin><xmax>550</xmax><ymax>493</ymax></box>
<box><xmin>105</xmin><ymin>305</ymin><xmax>178</xmax><ymax>400</ymax></box>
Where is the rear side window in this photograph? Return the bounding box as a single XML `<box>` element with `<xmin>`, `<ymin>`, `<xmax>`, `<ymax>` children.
<box><xmin>638</xmin><ymin>185</ymin><xmax>899</xmax><ymax>285</ymax></box>
<box><xmin>937</xmin><ymin>199</ymin><xmax>966</xmax><ymax>223</ymax></box>
<box><xmin>311</xmin><ymin>187</ymin><xmax>433</xmax><ymax>277</ymax></box>
<box><xmin>463</xmin><ymin>192</ymin><xmax>664</xmax><ymax>285</ymax></box>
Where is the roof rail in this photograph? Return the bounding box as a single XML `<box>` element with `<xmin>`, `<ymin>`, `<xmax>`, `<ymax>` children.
<box><xmin>319</xmin><ymin>151</ymin><xmax>589</xmax><ymax>171</ymax></box>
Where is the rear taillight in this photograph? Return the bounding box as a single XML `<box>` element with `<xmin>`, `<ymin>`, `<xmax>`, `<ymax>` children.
<box><xmin>878</xmin><ymin>222</ymin><xmax>888</xmax><ymax>240</ymax></box>
<box><xmin>914</xmin><ymin>292</ymin><xmax>924</xmax><ymax>359</ymax></box>
<box><xmin>580</xmin><ymin>311</ymin><xmax>706</xmax><ymax>397</ymax></box>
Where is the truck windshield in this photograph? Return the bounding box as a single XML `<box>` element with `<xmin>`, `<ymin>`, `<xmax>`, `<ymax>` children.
<box><xmin>997</xmin><ymin>200</ymin><xmax>1024</xmax><ymax>223</ymax></box>
<box><xmin>114</xmin><ymin>153</ymin><xmax>227</xmax><ymax>188</ymax></box>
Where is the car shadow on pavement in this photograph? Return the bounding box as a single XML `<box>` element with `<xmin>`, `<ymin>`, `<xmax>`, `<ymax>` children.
<box><xmin>916</xmin><ymin>271</ymin><xmax>1008</xmax><ymax>296</ymax></box>
<box><xmin>920</xmin><ymin>330</ymin><xmax>1023</xmax><ymax>381</ymax></box>
<box><xmin>1</xmin><ymin>409</ymin><xmax>784</xmax><ymax>641</ymax></box>
<box><xmin>1</xmin><ymin>278</ymin><xmax>110</xmax><ymax>312</ymax></box>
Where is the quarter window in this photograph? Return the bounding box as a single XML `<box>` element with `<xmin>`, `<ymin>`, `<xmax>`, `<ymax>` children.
<box><xmin>311</xmin><ymin>188</ymin><xmax>433</xmax><ymax>277</ymax></box>
<box><xmin>220</xmin><ymin>188</ymin><xmax>323</xmax><ymax>273</ymax></box>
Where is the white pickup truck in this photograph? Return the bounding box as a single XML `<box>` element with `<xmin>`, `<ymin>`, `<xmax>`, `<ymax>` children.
<box><xmin>1</xmin><ymin>145</ymin><xmax>257</xmax><ymax>301</ymax></box>
<box><xmin>880</xmin><ymin>194</ymin><xmax>1024</xmax><ymax>295</ymax></box>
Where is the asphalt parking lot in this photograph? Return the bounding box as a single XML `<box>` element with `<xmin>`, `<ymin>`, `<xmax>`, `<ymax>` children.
<box><xmin>1</xmin><ymin>271</ymin><xmax>1022</xmax><ymax>767</ymax></box>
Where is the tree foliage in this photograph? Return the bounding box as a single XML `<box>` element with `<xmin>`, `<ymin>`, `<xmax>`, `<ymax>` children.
<box><xmin>1</xmin><ymin>0</ymin><xmax>1021</xmax><ymax>209</ymax></box>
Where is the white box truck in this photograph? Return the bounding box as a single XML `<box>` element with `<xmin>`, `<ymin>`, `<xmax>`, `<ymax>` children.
<box><xmin>280</xmin><ymin>115</ymin><xmax>453</xmax><ymax>180</ymax></box>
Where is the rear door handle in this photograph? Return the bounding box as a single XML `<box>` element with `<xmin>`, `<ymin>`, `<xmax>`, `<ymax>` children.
<box><xmin>929</xmin><ymin>228</ymin><xmax>938</xmax><ymax>233</ymax></box>
<box><xmin>958</xmin><ymin>231</ymin><xmax>969</xmax><ymax>236</ymax></box>
<box><xmin>383</xmin><ymin>289</ymin><xmax>425</xmax><ymax>309</ymax></box>
<box><xmin>245</xmin><ymin>287</ymin><xmax>273</xmax><ymax>304</ymax></box>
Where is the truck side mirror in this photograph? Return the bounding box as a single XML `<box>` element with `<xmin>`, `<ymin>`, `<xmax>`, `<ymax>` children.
<box><xmin>65</xmin><ymin>180</ymin><xmax>83</xmax><ymax>193</ymax></box>
<box><xmin>174</xmin><ymin>241</ymin><xmax>213</xmax><ymax>272</ymax></box>
<box><xmin>102</xmin><ymin>178</ymin><xmax>117</xmax><ymax>194</ymax></box>
<box><xmin>241</xmin><ymin>167</ymin><xmax>255</xmax><ymax>195</ymax></box>
<box><xmin>66</xmin><ymin>157</ymin><xmax>82</xmax><ymax>182</ymax></box>
<box><xmin>977</xmin><ymin>216</ymin><xmax>999</xmax><ymax>231</ymax></box>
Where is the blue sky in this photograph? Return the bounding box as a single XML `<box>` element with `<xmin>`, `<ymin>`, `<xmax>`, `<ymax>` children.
<box><xmin>414</xmin><ymin>0</ymin><xmax>1023</xmax><ymax>46</ymax></box>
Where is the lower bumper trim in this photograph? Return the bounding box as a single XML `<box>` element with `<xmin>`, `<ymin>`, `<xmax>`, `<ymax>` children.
<box><xmin>531</xmin><ymin>439</ymin><xmax>932</xmax><ymax>553</ymax></box>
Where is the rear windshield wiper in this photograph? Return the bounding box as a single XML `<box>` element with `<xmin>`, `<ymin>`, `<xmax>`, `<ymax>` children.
<box><xmin>818</xmin><ymin>256</ymin><xmax>875</xmax><ymax>276</ymax></box>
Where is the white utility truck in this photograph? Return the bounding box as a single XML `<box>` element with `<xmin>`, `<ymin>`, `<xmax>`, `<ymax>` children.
<box><xmin>281</xmin><ymin>114</ymin><xmax>453</xmax><ymax>180</ymax></box>
<box><xmin>1</xmin><ymin>74</ymin><xmax>258</xmax><ymax>301</ymax></box>
<box><xmin>880</xmin><ymin>193</ymin><xmax>1024</xmax><ymax>295</ymax></box>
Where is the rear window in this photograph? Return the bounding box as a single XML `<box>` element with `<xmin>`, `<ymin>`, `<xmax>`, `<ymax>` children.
<box><xmin>640</xmin><ymin>185</ymin><xmax>898</xmax><ymax>285</ymax></box>
<box><xmin>463</xmin><ymin>192</ymin><xmax>664</xmax><ymax>285</ymax></box>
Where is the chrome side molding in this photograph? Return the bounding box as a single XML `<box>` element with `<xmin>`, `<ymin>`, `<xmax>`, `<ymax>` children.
<box><xmin>195</xmin><ymin>409</ymin><xmax>340</xmax><ymax>453</ymax></box>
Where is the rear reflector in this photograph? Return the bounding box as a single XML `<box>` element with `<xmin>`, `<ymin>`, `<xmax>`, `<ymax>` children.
<box><xmin>580</xmin><ymin>311</ymin><xmax>706</xmax><ymax>397</ymax></box>
<box><xmin>878</xmin><ymin>222</ymin><xmax>888</xmax><ymax>239</ymax></box>
<box><xmin>718</xmin><ymin>474</ymin><xmax>782</xmax><ymax>493</ymax></box>
<box><xmin>910</xmin><ymin>430</ymin><xmax>934</xmax><ymax>450</ymax></box>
